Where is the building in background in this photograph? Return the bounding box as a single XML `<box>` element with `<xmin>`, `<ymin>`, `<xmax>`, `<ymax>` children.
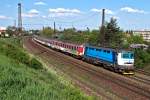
<box><xmin>0</xmin><ymin>27</ymin><xmax>6</xmax><ymax>37</ymax></box>
<box><xmin>133</xmin><ymin>30</ymin><xmax>150</xmax><ymax>42</ymax></box>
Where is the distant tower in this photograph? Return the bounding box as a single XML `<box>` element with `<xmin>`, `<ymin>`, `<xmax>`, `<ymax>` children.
<box><xmin>18</xmin><ymin>3</ymin><xmax>22</xmax><ymax>34</ymax></box>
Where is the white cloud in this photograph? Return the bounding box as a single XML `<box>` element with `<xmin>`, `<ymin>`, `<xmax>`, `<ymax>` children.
<box><xmin>22</xmin><ymin>13</ymin><xmax>38</xmax><ymax>18</ymax></box>
<box><xmin>22</xmin><ymin>9</ymin><xmax>39</xmax><ymax>18</ymax></box>
<box><xmin>42</xmin><ymin>15</ymin><xmax>47</xmax><ymax>18</ymax></box>
<box><xmin>112</xmin><ymin>16</ymin><xmax>120</xmax><ymax>20</ymax></box>
<box><xmin>28</xmin><ymin>9</ymin><xmax>39</xmax><ymax>14</ymax></box>
<box><xmin>48</xmin><ymin>8</ymin><xmax>81</xmax><ymax>17</ymax></box>
<box><xmin>49</xmin><ymin>8</ymin><xmax>81</xmax><ymax>13</ymax></box>
<box><xmin>0</xmin><ymin>27</ymin><xmax>6</xmax><ymax>30</ymax></box>
<box><xmin>34</xmin><ymin>1</ymin><xmax>46</xmax><ymax>5</ymax></box>
<box><xmin>0</xmin><ymin>15</ymin><xmax>11</xmax><ymax>19</ymax></box>
<box><xmin>48</xmin><ymin>13</ymin><xmax>77</xmax><ymax>17</ymax></box>
<box><xmin>120</xmin><ymin>7</ymin><xmax>147</xmax><ymax>14</ymax></box>
<box><xmin>90</xmin><ymin>8</ymin><xmax>114</xmax><ymax>15</ymax></box>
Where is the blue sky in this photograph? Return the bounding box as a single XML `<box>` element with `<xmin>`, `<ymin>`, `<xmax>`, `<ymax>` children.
<box><xmin>0</xmin><ymin>0</ymin><xmax>150</xmax><ymax>30</ymax></box>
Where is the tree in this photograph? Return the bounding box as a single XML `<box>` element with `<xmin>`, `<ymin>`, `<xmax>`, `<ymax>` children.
<box><xmin>63</xmin><ymin>28</ymin><xmax>76</xmax><ymax>34</ymax></box>
<box><xmin>88</xmin><ymin>30</ymin><xmax>100</xmax><ymax>46</ymax></box>
<box><xmin>40</xmin><ymin>27</ymin><xmax>54</xmax><ymax>37</ymax></box>
<box><xmin>6</xmin><ymin>26</ymin><xmax>16</xmax><ymax>36</ymax></box>
<box><xmin>127</xmin><ymin>35</ymin><xmax>144</xmax><ymax>44</ymax></box>
<box><xmin>104</xmin><ymin>18</ymin><xmax>124</xmax><ymax>48</ymax></box>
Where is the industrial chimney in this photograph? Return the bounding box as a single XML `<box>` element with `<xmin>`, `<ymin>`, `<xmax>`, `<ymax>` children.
<box><xmin>18</xmin><ymin>3</ymin><xmax>22</xmax><ymax>35</ymax></box>
<box><xmin>101</xmin><ymin>9</ymin><xmax>105</xmax><ymax>27</ymax></box>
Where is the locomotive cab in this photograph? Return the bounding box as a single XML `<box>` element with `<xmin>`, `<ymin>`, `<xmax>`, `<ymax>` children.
<box><xmin>117</xmin><ymin>51</ymin><xmax>134</xmax><ymax>74</ymax></box>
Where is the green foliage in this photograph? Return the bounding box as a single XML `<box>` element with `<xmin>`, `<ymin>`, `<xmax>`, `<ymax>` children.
<box><xmin>30</xmin><ymin>58</ymin><xmax>43</xmax><ymax>69</ymax></box>
<box><xmin>127</xmin><ymin>35</ymin><xmax>144</xmax><ymax>44</ymax></box>
<box><xmin>0</xmin><ymin>39</ymin><xmax>42</xmax><ymax>70</ymax></box>
<box><xmin>103</xmin><ymin>18</ymin><xmax>124</xmax><ymax>48</ymax></box>
<box><xmin>60</xmin><ymin>28</ymin><xmax>88</xmax><ymax>44</ymax></box>
<box><xmin>40</xmin><ymin>27</ymin><xmax>55</xmax><ymax>37</ymax></box>
<box><xmin>88</xmin><ymin>30</ymin><xmax>99</xmax><ymax>45</ymax></box>
<box><xmin>134</xmin><ymin>49</ymin><xmax>150</xmax><ymax>69</ymax></box>
<box><xmin>122</xmin><ymin>35</ymin><xmax>145</xmax><ymax>49</ymax></box>
<box><xmin>1</xmin><ymin>37</ymin><xmax>23</xmax><ymax>47</ymax></box>
<box><xmin>64</xmin><ymin>28</ymin><xmax>76</xmax><ymax>34</ymax></box>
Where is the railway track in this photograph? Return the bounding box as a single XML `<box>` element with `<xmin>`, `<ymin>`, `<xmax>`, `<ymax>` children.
<box><xmin>129</xmin><ymin>75</ymin><xmax>150</xmax><ymax>86</ymax></box>
<box><xmin>136</xmin><ymin>69</ymin><xmax>150</xmax><ymax>76</ymax></box>
<box><xmin>24</xmin><ymin>37</ymin><xmax>150</xmax><ymax>100</ymax></box>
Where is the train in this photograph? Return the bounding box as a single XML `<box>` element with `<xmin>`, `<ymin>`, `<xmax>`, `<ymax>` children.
<box><xmin>33</xmin><ymin>36</ymin><xmax>134</xmax><ymax>75</ymax></box>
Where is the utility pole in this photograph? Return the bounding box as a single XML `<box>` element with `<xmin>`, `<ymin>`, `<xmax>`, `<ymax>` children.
<box><xmin>54</xmin><ymin>22</ymin><xmax>56</xmax><ymax>34</ymax></box>
<box><xmin>14</xmin><ymin>20</ymin><xmax>16</xmax><ymax>27</ymax></box>
<box><xmin>100</xmin><ymin>9</ymin><xmax>105</xmax><ymax>46</ymax></box>
<box><xmin>18</xmin><ymin>3</ymin><xmax>22</xmax><ymax>36</ymax></box>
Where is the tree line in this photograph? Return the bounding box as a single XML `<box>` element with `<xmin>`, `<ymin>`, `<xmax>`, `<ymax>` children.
<box><xmin>3</xmin><ymin>18</ymin><xmax>150</xmax><ymax>69</ymax></box>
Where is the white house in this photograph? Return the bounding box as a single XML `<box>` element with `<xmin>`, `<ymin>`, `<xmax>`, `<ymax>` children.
<box><xmin>133</xmin><ymin>30</ymin><xmax>150</xmax><ymax>42</ymax></box>
<box><xmin>0</xmin><ymin>27</ymin><xmax>6</xmax><ymax>36</ymax></box>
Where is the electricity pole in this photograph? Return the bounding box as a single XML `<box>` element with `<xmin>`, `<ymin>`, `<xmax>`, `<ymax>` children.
<box><xmin>54</xmin><ymin>22</ymin><xmax>56</xmax><ymax>34</ymax></box>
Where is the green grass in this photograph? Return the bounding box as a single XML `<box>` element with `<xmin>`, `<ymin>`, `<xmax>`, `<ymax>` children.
<box><xmin>0</xmin><ymin>37</ymin><xmax>23</xmax><ymax>47</ymax></box>
<box><xmin>0</xmin><ymin>54</ymin><xmax>92</xmax><ymax>100</ymax></box>
<box><xmin>0</xmin><ymin>38</ymin><xmax>93</xmax><ymax>100</ymax></box>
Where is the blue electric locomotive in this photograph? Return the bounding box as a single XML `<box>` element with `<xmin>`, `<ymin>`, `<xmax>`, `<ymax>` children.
<box><xmin>83</xmin><ymin>45</ymin><xmax>134</xmax><ymax>74</ymax></box>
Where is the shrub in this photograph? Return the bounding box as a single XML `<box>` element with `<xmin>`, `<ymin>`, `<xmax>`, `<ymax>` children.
<box><xmin>134</xmin><ymin>49</ymin><xmax>150</xmax><ymax>69</ymax></box>
<box><xmin>135</xmin><ymin>59</ymin><xmax>144</xmax><ymax>69</ymax></box>
<box><xmin>17</xmin><ymin>52</ymin><xmax>29</xmax><ymax>65</ymax></box>
<box><xmin>29</xmin><ymin>58</ymin><xmax>43</xmax><ymax>69</ymax></box>
<box><xmin>0</xmin><ymin>40</ymin><xmax>42</xmax><ymax>70</ymax></box>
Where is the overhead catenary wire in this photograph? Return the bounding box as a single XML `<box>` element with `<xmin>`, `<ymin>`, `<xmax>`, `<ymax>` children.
<box><xmin>23</xmin><ymin>12</ymin><xmax>100</xmax><ymax>30</ymax></box>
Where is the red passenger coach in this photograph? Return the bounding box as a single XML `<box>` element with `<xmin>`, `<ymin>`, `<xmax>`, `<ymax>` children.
<box><xmin>33</xmin><ymin>36</ymin><xmax>85</xmax><ymax>58</ymax></box>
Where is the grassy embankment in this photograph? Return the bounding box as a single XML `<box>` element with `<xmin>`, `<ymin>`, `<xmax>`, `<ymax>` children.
<box><xmin>0</xmin><ymin>38</ymin><xmax>93</xmax><ymax>100</ymax></box>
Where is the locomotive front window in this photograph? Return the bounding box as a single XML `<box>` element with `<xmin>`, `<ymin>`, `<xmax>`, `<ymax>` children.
<box><xmin>121</xmin><ymin>52</ymin><xmax>134</xmax><ymax>59</ymax></box>
<box><xmin>130</xmin><ymin>53</ymin><xmax>134</xmax><ymax>59</ymax></box>
<box><xmin>122</xmin><ymin>53</ymin><xmax>130</xmax><ymax>59</ymax></box>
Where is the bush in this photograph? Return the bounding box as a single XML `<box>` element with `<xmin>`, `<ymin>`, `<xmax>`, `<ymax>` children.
<box><xmin>134</xmin><ymin>49</ymin><xmax>150</xmax><ymax>69</ymax></box>
<box><xmin>135</xmin><ymin>59</ymin><xmax>144</xmax><ymax>69</ymax></box>
<box><xmin>29</xmin><ymin>58</ymin><xmax>43</xmax><ymax>69</ymax></box>
<box><xmin>17</xmin><ymin>52</ymin><xmax>30</xmax><ymax>65</ymax></box>
<box><xmin>0</xmin><ymin>40</ymin><xmax>42</xmax><ymax>70</ymax></box>
<box><xmin>2</xmin><ymin>44</ymin><xmax>30</xmax><ymax>65</ymax></box>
